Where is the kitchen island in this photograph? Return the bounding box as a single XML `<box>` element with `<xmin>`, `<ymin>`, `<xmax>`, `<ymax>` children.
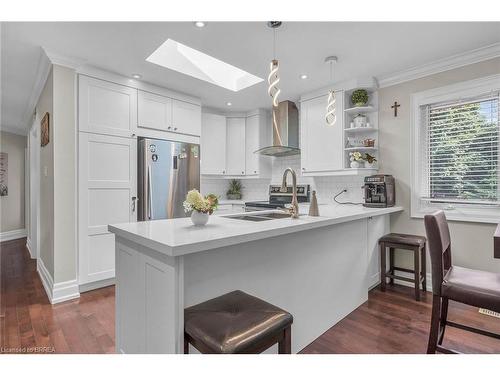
<box><xmin>108</xmin><ymin>204</ymin><xmax>403</xmax><ymax>354</ymax></box>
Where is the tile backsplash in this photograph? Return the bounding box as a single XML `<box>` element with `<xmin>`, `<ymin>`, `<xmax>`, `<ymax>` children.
<box><xmin>201</xmin><ymin>155</ymin><xmax>365</xmax><ymax>204</ymax></box>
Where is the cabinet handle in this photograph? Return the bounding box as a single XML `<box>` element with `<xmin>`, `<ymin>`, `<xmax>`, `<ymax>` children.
<box><xmin>131</xmin><ymin>133</ymin><xmax>136</xmax><ymax>138</ymax></box>
<box><xmin>302</xmin><ymin>167</ymin><xmax>306</xmax><ymax>171</ymax></box>
<box><xmin>222</xmin><ymin>170</ymin><xmax>226</xmax><ymax>174</ymax></box>
<box><xmin>168</xmin><ymin>126</ymin><xmax>172</xmax><ymax>130</ymax></box>
<box><xmin>241</xmin><ymin>171</ymin><xmax>244</xmax><ymax>174</ymax></box>
<box><xmin>131</xmin><ymin>196</ymin><xmax>138</xmax><ymax>212</ymax></box>
<box><xmin>254</xmin><ymin>170</ymin><xmax>257</xmax><ymax>174</ymax></box>
<box><xmin>174</xmin><ymin>127</ymin><xmax>178</xmax><ymax>131</ymax></box>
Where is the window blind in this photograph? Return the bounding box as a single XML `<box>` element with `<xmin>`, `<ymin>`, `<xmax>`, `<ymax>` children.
<box><xmin>421</xmin><ymin>93</ymin><xmax>500</xmax><ymax>204</ymax></box>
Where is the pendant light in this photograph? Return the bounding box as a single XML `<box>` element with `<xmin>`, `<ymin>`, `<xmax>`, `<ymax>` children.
<box><xmin>325</xmin><ymin>56</ymin><xmax>338</xmax><ymax>126</ymax></box>
<box><xmin>267</xmin><ymin>21</ymin><xmax>283</xmax><ymax>145</ymax></box>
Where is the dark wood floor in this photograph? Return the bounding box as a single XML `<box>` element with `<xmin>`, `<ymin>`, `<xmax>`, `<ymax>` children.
<box><xmin>1</xmin><ymin>238</ymin><xmax>500</xmax><ymax>354</ymax></box>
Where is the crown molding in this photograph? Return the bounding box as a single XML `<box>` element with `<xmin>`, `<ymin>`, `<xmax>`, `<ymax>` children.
<box><xmin>43</xmin><ymin>48</ymin><xmax>87</xmax><ymax>69</ymax></box>
<box><xmin>377</xmin><ymin>42</ymin><xmax>500</xmax><ymax>88</ymax></box>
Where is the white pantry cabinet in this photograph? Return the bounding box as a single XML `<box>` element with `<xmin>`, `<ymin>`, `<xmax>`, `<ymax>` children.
<box><xmin>300</xmin><ymin>91</ymin><xmax>344</xmax><ymax>175</ymax></box>
<box><xmin>225</xmin><ymin>117</ymin><xmax>246</xmax><ymax>176</ymax></box>
<box><xmin>79</xmin><ymin>75</ymin><xmax>137</xmax><ymax>138</ymax></box>
<box><xmin>138</xmin><ymin>90</ymin><xmax>201</xmax><ymax>137</ymax></box>
<box><xmin>78</xmin><ymin>132</ymin><xmax>137</xmax><ymax>287</ymax></box>
<box><xmin>201</xmin><ymin>113</ymin><xmax>227</xmax><ymax>175</ymax></box>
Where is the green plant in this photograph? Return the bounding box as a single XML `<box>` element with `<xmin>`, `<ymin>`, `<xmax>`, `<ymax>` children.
<box><xmin>227</xmin><ymin>179</ymin><xmax>242</xmax><ymax>196</ymax></box>
<box><xmin>351</xmin><ymin>89</ymin><xmax>369</xmax><ymax>106</ymax></box>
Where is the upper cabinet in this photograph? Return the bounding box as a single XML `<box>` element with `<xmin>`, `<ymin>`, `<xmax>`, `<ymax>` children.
<box><xmin>201</xmin><ymin>110</ymin><xmax>271</xmax><ymax>178</ymax></box>
<box><xmin>79</xmin><ymin>75</ymin><xmax>138</xmax><ymax>138</ymax></box>
<box><xmin>225</xmin><ymin>117</ymin><xmax>246</xmax><ymax>176</ymax></box>
<box><xmin>300</xmin><ymin>91</ymin><xmax>344</xmax><ymax>175</ymax></box>
<box><xmin>201</xmin><ymin>113</ymin><xmax>227</xmax><ymax>175</ymax></box>
<box><xmin>138</xmin><ymin>90</ymin><xmax>201</xmax><ymax>137</ymax></box>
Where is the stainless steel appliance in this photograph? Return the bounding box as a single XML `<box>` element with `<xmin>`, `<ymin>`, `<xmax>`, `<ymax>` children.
<box><xmin>363</xmin><ymin>175</ymin><xmax>395</xmax><ymax>208</ymax></box>
<box><xmin>245</xmin><ymin>184</ymin><xmax>310</xmax><ymax>211</ymax></box>
<box><xmin>255</xmin><ymin>100</ymin><xmax>300</xmax><ymax>157</ymax></box>
<box><xmin>138</xmin><ymin>138</ymin><xmax>200</xmax><ymax>220</ymax></box>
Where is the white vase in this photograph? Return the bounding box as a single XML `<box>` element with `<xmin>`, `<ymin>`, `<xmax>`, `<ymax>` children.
<box><xmin>191</xmin><ymin>211</ymin><xmax>209</xmax><ymax>226</ymax></box>
<box><xmin>350</xmin><ymin>160</ymin><xmax>361</xmax><ymax>168</ymax></box>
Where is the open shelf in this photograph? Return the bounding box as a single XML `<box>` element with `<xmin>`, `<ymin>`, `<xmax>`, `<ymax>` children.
<box><xmin>344</xmin><ymin>106</ymin><xmax>377</xmax><ymax>114</ymax></box>
<box><xmin>345</xmin><ymin>147</ymin><xmax>378</xmax><ymax>151</ymax></box>
<box><xmin>344</xmin><ymin>127</ymin><xmax>377</xmax><ymax>133</ymax></box>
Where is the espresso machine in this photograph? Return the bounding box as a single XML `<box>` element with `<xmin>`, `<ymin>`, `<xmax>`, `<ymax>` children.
<box><xmin>363</xmin><ymin>175</ymin><xmax>395</xmax><ymax>208</ymax></box>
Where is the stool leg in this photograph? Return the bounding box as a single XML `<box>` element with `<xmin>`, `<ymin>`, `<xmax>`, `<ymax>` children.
<box><xmin>389</xmin><ymin>247</ymin><xmax>395</xmax><ymax>285</ymax></box>
<box><xmin>438</xmin><ymin>298</ymin><xmax>449</xmax><ymax>345</ymax></box>
<box><xmin>421</xmin><ymin>246</ymin><xmax>427</xmax><ymax>292</ymax></box>
<box><xmin>278</xmin><ymin>326</ymin><xmax>291</xmax><ymax>354</ymax></box>
<box><xmin>380</xmin><ymin>243</ymin><xmax>386</xmax><ymax>292</ymax></box>
<box><xmin>427</xmin><ymin>295</ymin><xmax>441</xmax><ymax>354</ymax></box>
<box><xmin>184</xmin><ymin>336</ymin><xmax>189</xmax><ymax>354</ymax></box>
<box><xmin>414</xmin><ymin>248</ymin><xmax>420</xmax><ymax>301</ymax></box>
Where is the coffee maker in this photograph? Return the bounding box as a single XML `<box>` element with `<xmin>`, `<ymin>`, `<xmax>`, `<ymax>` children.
<box><xmin>363</xmin><ymin>175</ymin><xmax>395</xmax><ymax>208</ymax></box>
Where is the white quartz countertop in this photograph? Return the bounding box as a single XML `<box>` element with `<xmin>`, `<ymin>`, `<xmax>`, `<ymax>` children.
<box><xmin>108</xmin><ymin>204</ymin><xmax>403</xmax><ymax>257</ymax></box>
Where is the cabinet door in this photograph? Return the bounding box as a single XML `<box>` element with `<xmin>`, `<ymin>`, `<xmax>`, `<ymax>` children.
<box><xmin>138</xmin><ymin>90</ymin><xmax>172</xmax><ymax>132</ymax></box>
<box><xmin>300</xmin><ymin>92</ymin><xmax>344</xmax><ymax>173</ymax></box>
<box><xmin>245</xmin><ymin>114</ymin><xmax>260</xmax><ymax>175</ymax></box>
<box><xmin>226</xmin><ymin>117</ymin><xmax>246</xmax><ymax>176</ymax></box>
<box><xmin>79</xmin><ymin>75</ymin><xmax>137</xmax><ymax>138</ymax></box>
<box><xmin>201</xmin><ymin>113</ymin><xmax>227</xmax><ymax>175</ymax></box>
<box><xmin>366</xmin><ymin>215</ymin><xmax>390</xmax><ymax>289</ymax></box>
<box><xmin>172</xmin><ymin>99</ymin><xmax>201</xmax><ymax>136</ymax></box>
<box><xmin>78</xmin><ymin>133</ymin><xmax>137</xmax><ymax>286</ymax></box>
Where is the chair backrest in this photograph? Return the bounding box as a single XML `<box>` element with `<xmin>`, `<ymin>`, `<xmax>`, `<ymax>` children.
<box><xmin>424</xmin><ymin>210</ymin><xmax>452</xmax><ymax>295</ymax></box>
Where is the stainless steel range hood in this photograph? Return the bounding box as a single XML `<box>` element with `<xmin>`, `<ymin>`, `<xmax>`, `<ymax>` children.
<box><xmin>255</xmin><ymin>100</ymin><xmax>300</xmax><ymax>157</ymax></box>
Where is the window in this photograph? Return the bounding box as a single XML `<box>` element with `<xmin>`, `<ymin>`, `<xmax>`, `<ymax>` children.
<box><xmin>411</xmin><ymin>74</ymin><xmax>500</xmax><ymax>223</ymax></box>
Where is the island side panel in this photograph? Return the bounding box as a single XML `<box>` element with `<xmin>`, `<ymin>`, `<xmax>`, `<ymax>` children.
<box><xmin>183</xmin><ymin>218</ymin><xmax>372</xmax><ymax>353</ymax></box>
<box><xmin>115</xmin><ymin>237</ymin><xmax>184</xmax><ymax>353</ymax></box>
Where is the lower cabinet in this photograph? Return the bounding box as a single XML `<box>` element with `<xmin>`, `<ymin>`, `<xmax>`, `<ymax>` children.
<box><xmin>78</xmin><ymin>132</ymin><xmax>137</xmax><ymax>287</ymax></box>
<box><xmin>366</xmin><ymin>215</ymin><xmax>390</xmax><ymax>289</ymax></box>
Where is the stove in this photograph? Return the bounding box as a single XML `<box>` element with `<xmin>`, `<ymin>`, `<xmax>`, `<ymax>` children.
<box><xmin>245</xmin><ymin>184</ymin><xmax>310</xmax><ymax>211</ymax></box>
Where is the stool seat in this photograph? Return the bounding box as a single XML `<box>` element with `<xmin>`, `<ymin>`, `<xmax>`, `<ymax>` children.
<box><xmin>443</xmin><ymin>266</ymin><xmax>500</xmax><ymax>313</ymax></box>
<box><xmin>185</xmin><ymin>290</ymin><xmax>293</xmax><ymax>354</ymax></box>
<box><xmin>379</xmin><ymin>233</ymin><xmax>426</xmax><ymax>247</ymax></box>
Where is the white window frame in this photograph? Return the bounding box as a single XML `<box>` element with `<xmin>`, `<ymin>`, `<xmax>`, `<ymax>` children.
<box><xmin>411</xmin><ymin>74</ymin><xmax>500</xmax><ymax>224</ymax></box>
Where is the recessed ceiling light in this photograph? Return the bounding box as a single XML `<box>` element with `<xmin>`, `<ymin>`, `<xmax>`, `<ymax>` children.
<box><xmin>226</xmin><ymin>102</ymin><xmax>232</xmax><ymax>106</ymax></box>
<box><xmin>146</xmin><ymin>39</ymin><xmax>264</xmax><ymax>92</ymax></box>
<box><xmin>194</xmin><ymin>21</ymin><xmax>205</xmax><ymax>28</ymax></box>
<box><xmin>131</xmin><ymin>73</ymin><xmax>142</xmax><ymax>79</ymax></box>
<box><xmin>300</xmin><ymin>74</ymin><xmax>308</xmax><ymax>80</ymax></box>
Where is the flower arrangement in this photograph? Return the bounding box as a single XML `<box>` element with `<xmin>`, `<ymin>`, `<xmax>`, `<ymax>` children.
<box><xmin>183</xmin><ymin>189</ymin><xmax>219</xmax><ymax>214</ymax></box>
<box><xmin>349</xmin><ymin>151</ymin><xmax>363</xmax><ymax>162</ymax></box>
<box><xmin>351</xmin><ymin>89</ymin><xmax>369</xmax><ymax>107</ymax></box>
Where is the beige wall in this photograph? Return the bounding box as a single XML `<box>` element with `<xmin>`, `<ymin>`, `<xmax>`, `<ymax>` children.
<box><xmin>37</xmin><ymin>67</ymin><xmax>55</xmax><ymax>277</ymax></box>
<box><xmin>0</xmin><ymin>131</ymin><xmax>27</xmax><ymax>233</ymax></box>
<box><xmin>379</xmin><ymin>57</ymin><xmax>500</xmax><ymax>274</ymax></box>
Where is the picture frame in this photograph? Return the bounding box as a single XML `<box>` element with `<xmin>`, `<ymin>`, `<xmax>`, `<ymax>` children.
<box><xmin>41</xmin><ymin>112</ymin><xmax>50</xmax><ymax>147</ymax></box>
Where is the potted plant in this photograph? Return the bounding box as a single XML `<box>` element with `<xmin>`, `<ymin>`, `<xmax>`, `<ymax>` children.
<box><xmin>363</xmin><ymin>153</ymin><xmax>377</xmax><ymax>168</ymax></box>
<box><xmin>183</xmin><ymin>189</ymin><xmax>219</xmax><ymax>226</ymax></box>
<box><xmin>349</xmin><ymin>151</ymin><xmax>364</xmax><ymax>168</ymax></box>
<box><xmin>226</xmin><ymin>179</ymin><xmax>243</xmax><ymax>200</ymax></box>
<box><xmin>351</xmin><ymin>89</ymin><xmax>369</xmax><ymax>107</ymax></box>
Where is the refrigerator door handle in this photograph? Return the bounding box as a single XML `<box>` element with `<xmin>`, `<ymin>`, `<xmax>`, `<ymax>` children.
<box><xmin>147</xmin><ymin>165</ymin><xmax>153</xmax><ymax>220</ymax></box>
<box><xmin>173</xmin><ymin>155</ymin><xmax>178</xmax><ymax>170</ymax></box>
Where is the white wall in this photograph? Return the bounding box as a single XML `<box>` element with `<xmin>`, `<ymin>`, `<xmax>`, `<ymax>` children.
<box><xmin>0</xmin><ymin>131</ymin><xmax>27</xmax><ymax>233</ymax></box>
<box><xmin>378</xmin><ymin>57</ymin><xmax>500</xmax><ymax>273</ymax></box>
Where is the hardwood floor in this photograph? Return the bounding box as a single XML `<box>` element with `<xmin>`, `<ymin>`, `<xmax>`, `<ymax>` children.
<box><xmin>1</xmin><ymin>238</ymin><xmax>499</xmax><ymax>354</ymax></box>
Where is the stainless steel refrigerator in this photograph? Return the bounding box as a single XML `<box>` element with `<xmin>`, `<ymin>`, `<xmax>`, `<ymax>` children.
<box><xmin>138</xmin><ymin>138</ymin><xmax>200</xmax><ymax>221</ymax></box>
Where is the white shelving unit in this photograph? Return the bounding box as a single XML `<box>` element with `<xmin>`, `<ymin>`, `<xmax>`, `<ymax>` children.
<box><xmin>343</xmin><ymin>88</ymin><xmax>379</xmax><ymax>171</ymax></box>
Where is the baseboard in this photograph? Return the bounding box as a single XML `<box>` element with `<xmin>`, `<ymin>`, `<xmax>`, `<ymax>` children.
<box><xmin>26</xmin><ymin>237</ymin><xmax>35</xmax><ymax>259</ymax></box>
<box><xmin>37</xmin><ymin>258</ymin><xmax>80</xmax><ymax>304</ymax></box>
<box><xmin>0</xmin><ymin>228</ymin><xmax>27</xmax><ymax>242</ymax></box>
<box><xmin>79</xmin><ymin>277</ymin><xmax>115</xmax><ymax>293</ymax></box>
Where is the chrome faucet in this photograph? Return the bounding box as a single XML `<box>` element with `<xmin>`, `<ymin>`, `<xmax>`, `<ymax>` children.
<box><xmin>281</xmin><ymin>167</ymin><xmax>299</xmax><ymax>219</ymax></box>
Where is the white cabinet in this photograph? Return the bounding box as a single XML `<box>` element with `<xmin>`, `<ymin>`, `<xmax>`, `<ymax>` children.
<box><xmin>138</xmin><ymin>90</ymin><xmax>201</xmax><ymax>137</ymax></box>
<box><xmin>225</xmin><ymin>117</ymin><xmax>246</xmax><ymax>176</ymax></box>
<box><xmin>172</xmin><ymin>99</ymin><xmax>201</xmax><ymax>136</ymax></box>
<box><xmin>79</xmin><ymin>75</ymin><xmax>137</xmax><ymax>138</ymax></box>
<box><xmin>300</xmin><ymin>91</ymin><xmax>344</xmax><ymax>175</ymax></box>
<box><xmin>245</xmin><ymin>114</ymin><xmax>261</xmax><ymax>176</ymax></box>
<box><xmin>138</xmin><ymin>90</ymin><xmax>172</xmax><ymax>132</ymax></box>
<box><xmin>201</xmin><ymin>113</ymin><xmax>227</xmax><ymax>175</ymax></box>
<box><xmin>366</xmin><ymin>215</ymin><xmax>390</xmax><ymax>289</ymax></box>
<box><xmin>78</xmin><ymin>132</ymin><xmax>137</xmax><ymax>287</ymax></box>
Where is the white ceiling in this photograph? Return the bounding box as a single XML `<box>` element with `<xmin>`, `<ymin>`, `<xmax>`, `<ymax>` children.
<box><xmin>2</xmin><ymin>22</ymin><xmax>500</xmax><ymax>132</ymax></box>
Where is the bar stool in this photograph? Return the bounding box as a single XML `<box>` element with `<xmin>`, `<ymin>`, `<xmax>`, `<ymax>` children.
<box><xmin>379</xmin><ymin>233</ymin><xmax>427</xmax><ymax>301</ymax></box>
<box><xmin>424</xmin><ymin>210</ymin><xmax>500</xmax><ymax>354</ymax></box>
<box><xmin>184</xmin><ymin>290</ymin><xmax>293</xmax><ymax>354</ymax></box>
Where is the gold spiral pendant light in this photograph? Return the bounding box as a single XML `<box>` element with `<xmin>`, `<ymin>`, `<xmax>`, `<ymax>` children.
<box><xmin>267</xmin><ymin>22</ymin><xmax>283</xmax><ymax>145</ymax></box>
<box><xmin>325</xmin><ymin>55</ymin><xmax>338</xmax><ymax>126</ymax></box>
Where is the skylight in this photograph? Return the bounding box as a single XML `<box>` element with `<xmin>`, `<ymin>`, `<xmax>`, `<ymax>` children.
<box><xmin>146</xmin><ymin>39</ymin><xmax>264</xmax><ymax>92</ymax></box>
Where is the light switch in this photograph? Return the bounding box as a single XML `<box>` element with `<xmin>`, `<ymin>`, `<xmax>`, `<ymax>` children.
<box><xmin>43</xmin><ymin>166</ymin><xmax>48</xmax><ymax>177</ymax></box>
